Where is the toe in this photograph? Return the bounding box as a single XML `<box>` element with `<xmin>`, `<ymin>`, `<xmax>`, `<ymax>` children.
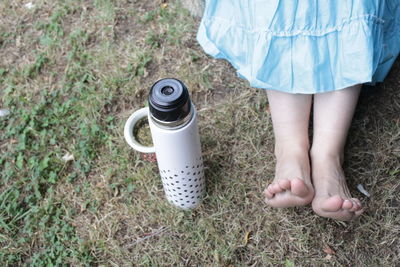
<box><xmin>349</xmin><ymin>203</ymin><xmax>359</xmax><ymax>212</ymax></box>
<box><xmin>271</xmin><ymin>183</ymin><xmax>283</xmax><ymax>194</ymax></box>
<box><xmin>342</xmin><ymin>199</ymin><xmax>353</xmax><ymax>210</ymax></box>
<box><xmin>350</xmin><ymin>198</ymin><xmax>362</xmax><ymax>211</ymax></box>
<box><xmin>264</xmin><ymin>188</ymin><xmax>274</xmax><ymax>199</ymax></box>
<box><xmin>291</xmin><ymin>178</ymin><xmax>309</xmax><ymax>197</ymax></box>
<box><xmin>319</xmin><ymin>195</ymin><xmax>343</xmax><ymax>212</ymax></box>
<box><xmin>278</xmin><ymin>179</ymin><xmax>291</xmax><ymax>190</ymax></box>
<box><xmin>267</xmin><ymin>184</ymin><xmax>275</xmax><ymax>195</ymax></box>
<box><xmin>313</xmin><ymin>196</ymin><xmax>365</xmax><ymax>221</ymax></box>
<box><xmin>354</xmin><ymin>198</ymin><xmax>362</xmax><ymax>208</ymax></box>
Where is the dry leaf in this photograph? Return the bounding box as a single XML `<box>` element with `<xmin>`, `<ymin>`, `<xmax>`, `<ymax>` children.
<box><xmin>244</xmin><ymin>231</ymin><xmax>251</xmax><ymax>245</ymax></box>
<box><xmin>80</xmin><ymin>204</ymin><xmax>86</xmax><ymax>212</ymax></box>
<box><xmin>96</xmin><ymin>182</ymin><xmax>105</xmax><ymax>188</ymax></box>
<box><xmin>323</xmin><ymin>245</ymin><xmax>336</xmax><ymax>255</ymax></box>
<box><xmin>62</xmin><ymin>152</ymin><xmax>74</xmax><ymax>162</ymax></box>
<box><xmin>114</xmin><ymin>187</ymin><xmax>119</xmax><ymax>197</ymax></box>
<box><xmin>141</xmin><ymin>153</ymin><xmax>157</xmax><ymax>162</ymax></box>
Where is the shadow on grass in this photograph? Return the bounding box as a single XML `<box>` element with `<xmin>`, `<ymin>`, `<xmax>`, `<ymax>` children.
<box><xmin>201</xmin><ymin>135</ymin><xmax>230</xmax><ymax>199</ymax></box>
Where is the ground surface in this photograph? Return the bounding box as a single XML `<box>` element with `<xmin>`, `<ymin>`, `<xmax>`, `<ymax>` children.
<box><xmin>0</xmin><ymin>0</ymin><xmax>399</xmax><ymax>266</ymax></box>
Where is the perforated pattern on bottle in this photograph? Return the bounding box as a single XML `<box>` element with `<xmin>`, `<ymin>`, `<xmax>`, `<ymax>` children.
<box><xmin>160</xmin><ymin>157</ymin><xmax>205</xmax><ymax>209</ymax></box>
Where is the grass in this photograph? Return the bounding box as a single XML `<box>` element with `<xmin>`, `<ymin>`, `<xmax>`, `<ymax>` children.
<box><xmin>0</xmin><ymin>0</ymin><xmax>399</xmax><ymax>265</ymax></box>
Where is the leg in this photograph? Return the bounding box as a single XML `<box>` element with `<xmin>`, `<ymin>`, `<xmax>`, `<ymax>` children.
<box><xmin>263</xmin><ymin>90</ymin><xmax>314</xmax><ymax>208</ymax></box>
<box><xmin>311</xmin><ymin>84</ymin><xmax>364</xmax><ymax>221</ymax></box>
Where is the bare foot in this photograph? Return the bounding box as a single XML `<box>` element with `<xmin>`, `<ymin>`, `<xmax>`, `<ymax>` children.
<box><xmin>264</xmin><ymin>149</ymin><xmax>314</xmax><ymax>208</ymax></box>
<box><xmin>311</xmin><ymin>153</ymin><xmax>363</xmax><ymax>221</ymax></box>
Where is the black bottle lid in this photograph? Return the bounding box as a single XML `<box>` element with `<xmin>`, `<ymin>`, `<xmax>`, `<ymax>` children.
<box><xmin>148</xmin><ymin>78</ymin><xmax>191</xmax><ymax>122</ymax></box>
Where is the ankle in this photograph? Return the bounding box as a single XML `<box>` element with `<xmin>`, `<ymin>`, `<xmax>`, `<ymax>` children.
<box><xmin>275</xmin><ymin>142</ymin><xmax>310</xmax><ymax>160</ymax></box>
<box><xmin>310</xmin><ymin>147</ymin><xmax>343</xmax><ymax>165</ymax></box>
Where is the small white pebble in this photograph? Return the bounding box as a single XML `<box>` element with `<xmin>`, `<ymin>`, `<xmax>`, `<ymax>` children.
<box><xmin>25</xmin><ymin>2</ymin><xmax>35</xmax><ymax>9</ymax></box>
<box><xmin>62</xmin><ymin>152</ymin><xmax>74</xmax><ymax>162</ymax></box>
<box><xmin>357</xmin><ymin>184</ymin><xmax>370</xmax><ymax>197</ymax></box>
<box><xmin>0</xmin><ymin>109</ymin><xmax>10</xmax><ymax>117</ymax></box>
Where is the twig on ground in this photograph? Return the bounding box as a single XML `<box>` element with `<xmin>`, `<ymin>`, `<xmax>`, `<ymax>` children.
<box><xmin>126</xmin><ymin>226</ymin><xmax>170</xmax><ymax>248</ymax></box>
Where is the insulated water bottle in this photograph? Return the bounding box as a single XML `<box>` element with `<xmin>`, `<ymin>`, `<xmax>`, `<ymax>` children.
<box><xmin>124</xmin><ymin>78</ymin><xmax>205</xmax><ymax>209</ymax></box>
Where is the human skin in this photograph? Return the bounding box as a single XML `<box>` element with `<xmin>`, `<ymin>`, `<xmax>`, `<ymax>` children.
<box><xmin>264</xmin><ymin>85</ymin><xmax>364</xmax><ymax>221</ymax></box>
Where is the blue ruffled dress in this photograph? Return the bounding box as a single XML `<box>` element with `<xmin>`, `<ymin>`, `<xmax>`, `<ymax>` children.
<box><xmin>197</xmin><ymin>0</ymin><xmax>400</xmax><ymax>94</ymax></box>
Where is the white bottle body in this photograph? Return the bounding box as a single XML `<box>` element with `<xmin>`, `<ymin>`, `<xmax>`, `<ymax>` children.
<box><xmin>149</xmin><ymin>108</ymin><xmax>205</xmax><ymax>209</ymax></box>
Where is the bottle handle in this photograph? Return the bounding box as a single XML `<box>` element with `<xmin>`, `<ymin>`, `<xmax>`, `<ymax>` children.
<box><xmin>124</xmin><ymin>107</ymin><xmax>156</xmax><ymax>153</ymax></box>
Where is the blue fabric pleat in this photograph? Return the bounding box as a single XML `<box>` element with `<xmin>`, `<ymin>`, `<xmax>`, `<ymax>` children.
<box><xmin>197</xmin><ymin>0</ymin><xmax>400</xmax><ymax>94</ymax></box>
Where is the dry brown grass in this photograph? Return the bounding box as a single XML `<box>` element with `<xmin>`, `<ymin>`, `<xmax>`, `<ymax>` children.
<box><xmin>0</xmin><ymin>0</ymin><xmax>399</xmax><ymax>266</ymax></box>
